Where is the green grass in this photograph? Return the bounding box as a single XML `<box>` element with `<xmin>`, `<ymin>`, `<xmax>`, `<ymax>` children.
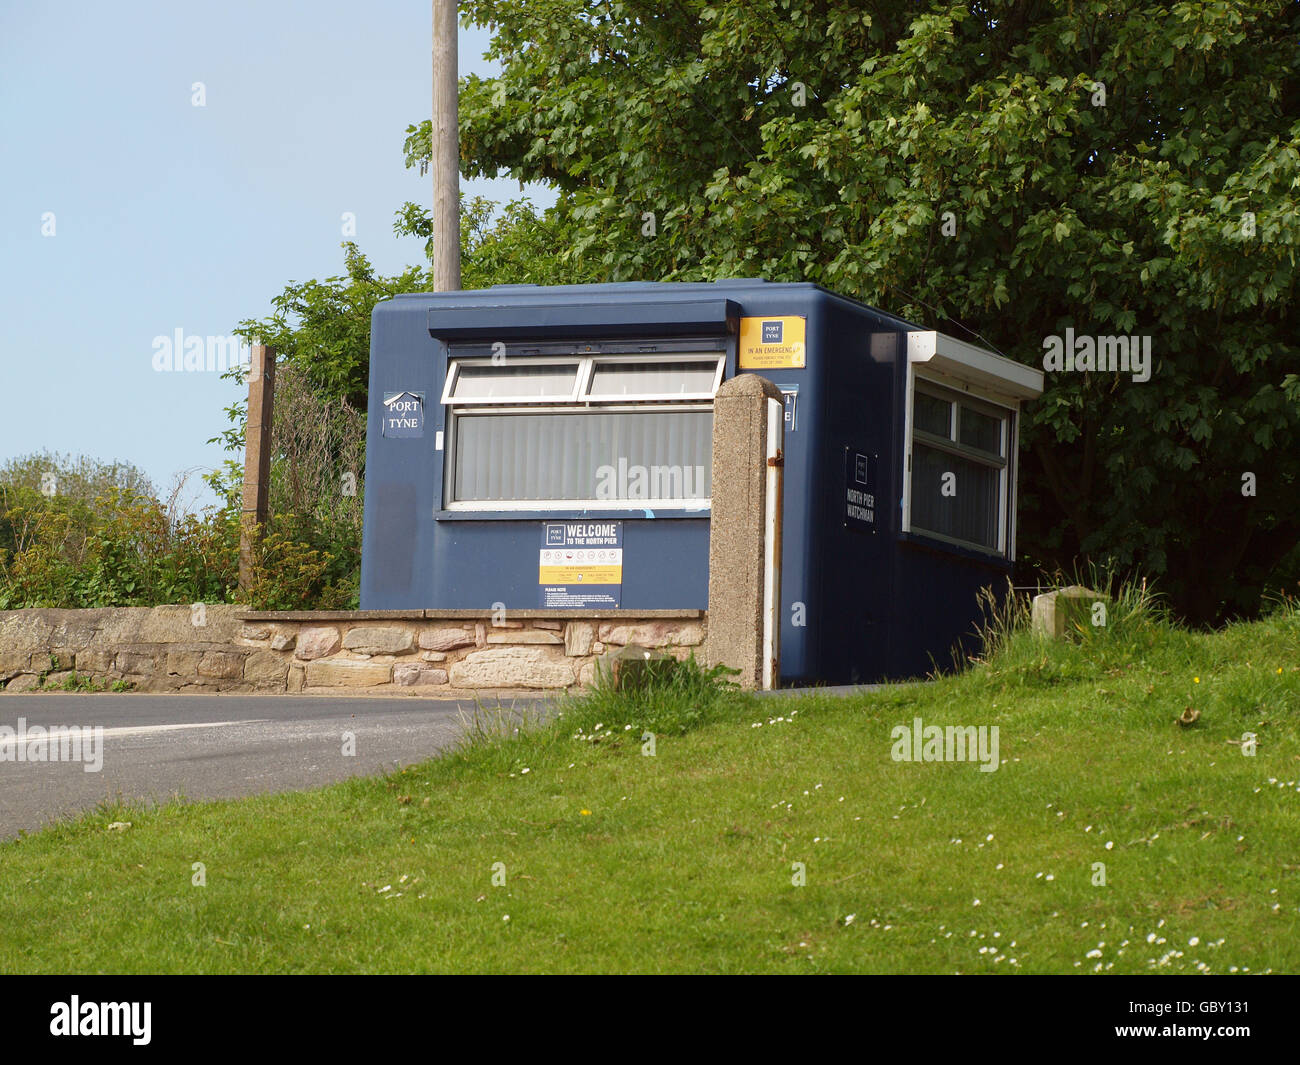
<box><xmin>1</xmin><ymin>594</ymin><xmax>1298</xmax><ymax>974</ymax></box>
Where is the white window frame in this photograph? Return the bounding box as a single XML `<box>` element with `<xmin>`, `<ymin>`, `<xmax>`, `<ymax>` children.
<box><xmin>442</xmin><ymin>353</ymin><xmax>724</xmax><ymax>406</ymax></box>
<box><xmin>902</xmin><ymin>371</ymin><xmax>1016</xmax><ymax>557</ymax></box>
<box><xmin>586</xmin><ymin>353</ymin><xmax>725</xmax><ymax>400</ymax></box>
<box><xmin>440</xmin><ymin>357</ymin><xmax>585</xmax><ymax>405</ymax></box>
<box><xmin>441</xmin><ymin>353</ymin><xmax>724</xmax><ymax>511</ymax></box>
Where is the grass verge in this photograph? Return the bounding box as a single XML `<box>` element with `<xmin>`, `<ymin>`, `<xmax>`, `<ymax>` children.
<box><xmin>1</xmin><ymin>598</ymin><xmax>1297</xmax><ymax>973</ymax></box>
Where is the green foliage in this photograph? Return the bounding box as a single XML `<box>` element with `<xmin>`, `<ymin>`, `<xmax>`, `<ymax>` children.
<box><xmin>0</xmin><ymin>477</ymin><xmax>238</xmax><ymax>610</ymax></box>
<box><xmin>394</xmin><ymin>184</ymin><xmax>602</xmax><ymax>289</ymax></box>
<box><xmin>239</xmin><ymin>518</ymin><xmax>355</xmax><ymax>611</ymax></box>
<box><xmin>0</xmin><ymin>451</ymin><xmax>154</xmax><ymax>504</ymax></box>
<box><xmin>446</xmin><ymin>0</ymin><xmax>1300</xmax><ymax>624</ymax></box>
<box><xmin>233</xmin><ymin>243</ymin><xmax>431</xmax><ymax>412</ymax></box>
<box><xmin>44</xmin><ymin>671</ymin><xmax>133</xmax><ymax>694</ymax></box>
<box><xmin>566</xmin><ymin>654</ymin><xmax>744</xmax><ymax>737</ymax></box>
<box><xmin>0</xmin><ymin>453</ymin><xmax>347</xmax><ymax>611</ymax></box>
<box><xmin>0</xmin><ymin>455</ymin><xmax>237</xmax><ymax>609</ymax></box>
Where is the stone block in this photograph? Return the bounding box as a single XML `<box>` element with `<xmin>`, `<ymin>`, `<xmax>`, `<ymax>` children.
<box><xmin>97</xmin><ymin>604</ymin><xmax>243</xmax><ymax>644</ymax></box>
<box><xmin>1031</xmin><ymin>586</ymin><xmax>1109</xmax><ymax>640</ymax></box>
<box><xmin>418</xmin><ymin>627</ymin><xmax>476</xmax><ymax>652</ymax></box>
<box><xmin>244</xmin><ymin>650</ymin><xmax>289</xmax><ymax>683</ymax></box>
<box><xmin>48</xmin><ymin>648</ymin><xmax>77</xmax><ymax>671</ymax></box>
<box><xmin>296</xmin><ymin>626</ymin><xmax>341</xmax><ymax>660</ymax></box>
<box><xmin>393</xmin><ymin>664</ymin><xmax>449</xmax><ymax>686</ymax></box>
<box><xmin>304</xmin><ymin>659</ymin><xmax>393</xmax><ymax>687</ymax></box>
<box><xmin>449</xmin><ymin>648</ymin><xmax>575</xmax><ymax>689</ymax></box>
<box><xmin>116</xmin><ymin>651</ymin><xmax>156</xmax><ymax>675</ymax></box>
<box><xmin>564</xmin><ymin>622</ymin><xmax>595</xmax><ymax>657</ymax></box>
<box><xmin>342</xmin><ymin>626</ymin><xmax>414</xmax><ymax>655</ymax></box>
<box><xmin>75</xmin><ymin>650</ymin><xmax>115</xmax><ymax>674</ymax></box>
<box><xmin>198</xmin><ymin>651</ymin><xmax>244</xmax><ymax>680</ymax></box>
<box><xmin>166</xmin><ymin>650</ymin><xmax>201</xmax><ymax>676</ymax></box>
<box><xmin>0</xmin><ymin>650</ymin><xmax>32</xmax><ymax>678</ymax></box>
<box><xmin>0</xmin><ymin>612</ymin><xmax>57</xmax><ymax>668</ymax></box>
<box><xmin>487</xmin><ymin>630</ymin><xmax>562</xmax><ymax>645</ymax></box>
<box><xmin>597</xmin><ymin>621</ymin><xmax>704</xmax><ymax>647</ymax></box>
<box><xmin>594</xmin><ymin>643</ymin><xmax>680</xmax><ymax>692</ymax></box>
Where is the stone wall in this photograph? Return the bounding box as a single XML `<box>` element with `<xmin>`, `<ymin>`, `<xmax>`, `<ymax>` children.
<box><xmin>0</xmin><ymin>607</ymin><xmax>706</xmax><ymax>695</ymax></box>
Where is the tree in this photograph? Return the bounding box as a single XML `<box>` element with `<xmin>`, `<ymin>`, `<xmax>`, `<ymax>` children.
<box><xmin>394</xmin><ymin>172</ymin><xmax>603</xmax><ymax>291</ymax></box>
<box><xmin>439</xmin><ymin>0</ymin><xmax>1300</xmax><ymax>624</ymax></box>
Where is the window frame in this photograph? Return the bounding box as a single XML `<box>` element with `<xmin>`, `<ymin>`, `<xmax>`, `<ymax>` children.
<box><xmin>903</xmin><ymin>373</ymin><xmax>1016</xmax><ymax>557</ymax></box>
<box><xmin>440</xmin><ymin>357</ymin><xmax>585</xmax><ymax>405</ymax></box>
<box><xmin>441</xmin><ymin>352</ymin><xmax>724</xmax><ymax>512</ymax></box>
<box><xmin>585</xmin><ymin>353</ymin><xmax>725</xmax><ymax>401</ymax></box>
<box><xmin>442</xmin><ymin>352</ymin><xmax>724</xmax><ymax>407</ymax></box>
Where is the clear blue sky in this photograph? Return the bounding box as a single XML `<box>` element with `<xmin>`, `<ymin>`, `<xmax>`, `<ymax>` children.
<box><xmin>0</xmin><ymin>0</ymin><xmax>553</xmax><ymax>510</ymax></box>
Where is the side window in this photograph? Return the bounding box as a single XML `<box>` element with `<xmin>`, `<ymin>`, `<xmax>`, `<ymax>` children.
<box><xmin>908</xmin><ymin>381</ymin><xmax>1011</xmax><ymax>554</ymax></box>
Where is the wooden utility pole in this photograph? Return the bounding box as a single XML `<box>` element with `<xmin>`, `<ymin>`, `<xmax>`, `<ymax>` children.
<box><xmin>239</xmin><ymin>343</ymin><xmax>275</xmax><ymax>593</ymax></box>
<box><xmin>432</xmin><ymin>0</ymin><xmax>461</xmax><ymax>290</ymax></box>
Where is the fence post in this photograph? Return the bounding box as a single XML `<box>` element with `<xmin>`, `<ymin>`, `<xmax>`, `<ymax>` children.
<box><xmin>239</xmin><ymin>344</ymin><xmax>275</xmax><ymax>594</ymax></box>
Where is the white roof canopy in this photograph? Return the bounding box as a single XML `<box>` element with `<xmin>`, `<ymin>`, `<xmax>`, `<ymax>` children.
<box><xmin>907</xmin><ymin>330</ymin><xmax>1044</xmax><ymax>401</ymax></box>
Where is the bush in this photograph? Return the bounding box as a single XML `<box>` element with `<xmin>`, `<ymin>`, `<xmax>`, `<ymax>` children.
<box><xmin>0</xmin><ymin>482</ymin><xmax>238</xmax><ymax>609</ymax></box>
<box><xmin>0</xmin><ymin>452</ymin><xmax>353</xmax><ymax>610</ymax></box>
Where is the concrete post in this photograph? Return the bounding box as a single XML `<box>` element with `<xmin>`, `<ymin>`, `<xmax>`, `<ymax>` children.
<box><xmin>1031</xmin><ymin>585</ymin><xmax>1109</xmax><ymax>639</ymax></box>
<box><xmin>705</xmin><ymin>374</ymin><xmax>784</xmax><ymax>689</ymax></box>
<box><xmin>239</xmin><ymin>344</ymin><xmax>275</xmax><ymax>594</ymax></box>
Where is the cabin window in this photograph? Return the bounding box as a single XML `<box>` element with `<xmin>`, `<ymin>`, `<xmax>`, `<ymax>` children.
<box><xmin>441</xmin><ymin>354</ymin><xmax>723</xmax><ymax>510</ymax></box>
<box><xmin>907</xmin><ymin>379</ymin><xmax>1012</xmax><ymax>553</ymax></box>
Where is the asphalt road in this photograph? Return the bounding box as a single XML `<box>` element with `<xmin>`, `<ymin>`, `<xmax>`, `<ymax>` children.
<box><xmin>0</xmin><ymin>694</ymin><xmax>551</xmax><ymax>839</ymax></box>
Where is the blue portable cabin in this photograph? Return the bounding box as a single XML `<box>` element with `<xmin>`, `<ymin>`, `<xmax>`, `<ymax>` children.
<box><xmin>360</xmin><ymin>280</ymin><xmax>1043</xmax><ymax>685</ymax></box>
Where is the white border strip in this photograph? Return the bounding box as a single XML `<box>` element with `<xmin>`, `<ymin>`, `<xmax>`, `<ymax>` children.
<box><xmin>762</xmin><ymin>396</ymin><xmax>783</xmax><ymax>691</ymax></box>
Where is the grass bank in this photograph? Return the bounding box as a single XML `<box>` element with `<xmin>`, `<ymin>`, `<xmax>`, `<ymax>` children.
<box><xmin>1</xmin><ymin>594</ymin><xmax>1297</xmax><ymax>973</ymax></box>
